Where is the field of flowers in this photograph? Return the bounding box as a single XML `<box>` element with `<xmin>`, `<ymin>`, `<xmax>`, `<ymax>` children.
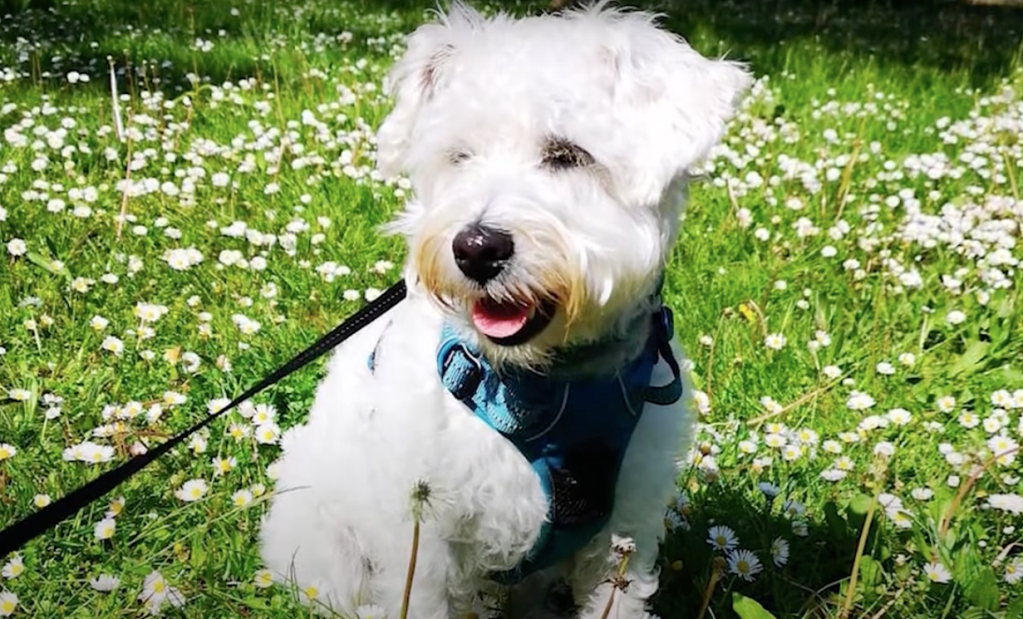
<box><xmin>1</xmin><ymin>0</ymin><xmax>1022</xmax><ymax>617</ymax></box>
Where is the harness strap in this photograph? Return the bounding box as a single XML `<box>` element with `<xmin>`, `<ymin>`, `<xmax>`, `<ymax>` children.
<box><xmin>435</xmin><ymin>305</ymin><xmax>684</xmax><ymax>583</ymax></box>
<box><xmin>643</xmin><ymin>306</ymin><xmax>684</xmax><ymax>405</ymax></box>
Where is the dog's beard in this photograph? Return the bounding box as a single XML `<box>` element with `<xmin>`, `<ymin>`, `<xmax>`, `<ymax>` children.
<box><xmin>410</xmin><ymin>226</ymin><xmax>596</xmax><ymax>371</ymax></box>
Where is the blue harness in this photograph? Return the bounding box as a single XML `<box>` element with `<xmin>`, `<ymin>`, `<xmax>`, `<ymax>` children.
<box><xmin>368</xmin><ymin>305</ymin><xmax>683</xmax><ymax>584</ymax></box>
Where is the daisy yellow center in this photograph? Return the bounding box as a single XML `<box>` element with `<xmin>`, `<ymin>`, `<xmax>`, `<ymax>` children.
<box><xmin>190</xmin><ymin>488</ymin><xmax>202</xmax><ymax>498</ymax></box>
<box><xmin>736</xmin><ymin>560</ymin><xmax>750</xmax><ymax>573</ymax></box>
<box><xmin>715</xmin><ymin>536</ymin><xmax>726</xmax><ymax>546</ymax></box>
<box><xmin>0</xmin><ymin>448</ymin><xmax>11</xmax><ymax>459</ymax></box>
<box><xmin>304</xmin><ymin>586</ymin><xmax>318</xmax><ymax>599</ymax></box>
<box><xmin>153</xmin><ymin>580</ymin><xmax>165</xmax><ymax>593</ymax></box>
<box><xmin>928</xmin><ymin>570</ymin><xmax>941</xmax><ymax>581</ymax></box>
<box><xmin>9</xmin><ymin>564</ymin><xmax>23</xmax><ymax>576</ymax></box>
<box><xmin>1</xmin><ymin>600</ymin><xmax>15</xmax><ymax>613</ymax></box>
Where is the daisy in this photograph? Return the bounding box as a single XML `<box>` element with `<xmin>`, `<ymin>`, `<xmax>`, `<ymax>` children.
<box><xmin>232</xmin><ymin>489</ymin><xmax>254</xmax><ymax>507</ymax></box>
<box><xmin>300</xmin><ymin>584</ymin><xmax>320</xmax><ymax>603</ymax></box>
<box><xmin>1</xmin><ymin>556</ymin><xmax>23</xmax><ymax>579</ymax></box>
<box><xmin>924</xmin><ymin>561</ymin><xmax>952</xmax><ymax>584</ymax></box>
<box><xmin>727</xmin><ymin>549</ymin><xmax>764</xmax><ymax>582</ymax></box>
<box><xmin>106</xmin><ymin>496</ymin><xmax>125</xmax><ymax>518</ymax></box>
<box><xmin>664</xmin><ymin>509</ymin><xmax>685</xmax><ymax>531</ymax></box>
<box><xmin>139</xmin><ymin>570</ymin><xmax>167</xmax><ymax>603</ymax></box>
<box><xmin>211</xmin><ymin>456</ymin><xmax>237</xmax><ymax>475</ymax></box>
<box><xmin>253</xmin><ymin>568</ymin><xmax>274</xmax><ymax>589</ymax></box>
<box><xmin>758</xmin><ymin>482</ymin><xmax>780</xmax><ymax>499</ymax></box>
<box><xmin>781</xmin><ymin>444</ymin><xmax>803</xmax><ymax>461</ymax></box>
<box><xmin>255</xmin><ymin>422</ymin><xmax>281</xmax><ymax>444</ymax></box>
<box><xmin>174</xmin><ymin>479</ymin><xmax>208</xmax><ymax>502</ymax></box>
<box><xmin>252</xmin><ymin>403</ymin><xmax>276</xmax><ymax>425</ymax></box>
<box><xmin>101</xmin><ymin>335</ymin><xmax>125</xmax><ymax>355</ymax></box>
<box><xmin>820</xmin><ymin>469</ymin><xmax>847</xmax><ymax>482</ymax></box>
<box><xmin>783</xmin><ymin>500</ymin><xmax>805</xmax><ymax>518</ymax></box>
<box><xmin>94</xmin><ymin>517</ymin><xmax>116</xmax><ymax>540</ymax></box>
<box><xmin>989</xmin><ymin>436</ymin><xmax>1018</xmax><ymax>466</ymax></box>
<box><xmin>987</xmin><ymin>494</ymin><xmax>1023</xmax><ymax>515</ymax></box>
<box><xmin>6</xmin><ymin>238</ymin><xmax>26</xmax><ymax>256</ymax></box>
<box><xmin>846</xmin><ymin>391</ymin><xmax>876</xmax><ymax>410</ymax></box>
<box><xmin>356</xmin><ymin>604</ymin><xmax>389</xmax><ymax>619</ymax></box>
<box><xmin>1005</xmin><ymin>557</ymin><xmax>1023</xmax><ymax>584</ymax></box>
<box><xmin>90</xmin><ymin>574</ymin><xmax>120</xmax><ymax>592</ymax></box>
<box><xmin>886</xmin><ymin>408</ymin><xmax>912</xmax><ymax>425</ymax></box>
<box><xmin>33</xmin><ymin>494</ymin><xmax>51</xmax><ymax>508</ymax></box>
<box><xmin>936</xmin><ymin>395</ymin><xmax>956</xmax><ymax>413</ymax></box>
<box><xmin>0</xmin><ymin>444</ymin><xmax>16</xmax><ymax>461</ymax></box>
<box><xmin>771</xmin><ymin>537</ymin><xmax>790</xmax><ymax>567</ymax></box>
<box><xmin>958</xmin><ymin>411</ymin><xmax>980</xmax><ymax>428</ymax></box>
<box><xmin>0</xmin><ymin>591</ymin><xmax>17</xmax><ymax>617</ymax></box>
<box><xmin>822</xmin><ymin>439</ymin><xmax>842</xmax><ymax>454</ymax></box>
<box><xmin>911</xmin><ymin>488</ymin><xmax>933</xmax><ymax>501</ymax></box>
<box><xmin>764</xmin><ymin>333</ymin><xmax>786</xmax><ymax>350</ymax></box>
<box><xmin>706</xmin><ymin>525</ymin><xmax>739</xmax><ymax>552</ymax></box>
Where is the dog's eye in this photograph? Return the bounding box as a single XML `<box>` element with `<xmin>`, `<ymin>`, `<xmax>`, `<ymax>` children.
<box><xmin>449</xmin><ymin>150</ymin><xmax>471</xmax><ymax>166</ymax></box>
<box><xmin>542</xmin><ymin>138</ymin><xmax>594</xmax><ymax>170</ymax></box>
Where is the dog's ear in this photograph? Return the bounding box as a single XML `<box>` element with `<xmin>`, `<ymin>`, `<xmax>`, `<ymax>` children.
<box><xmin>376</xmin><ymin>3</ymin><xmax>480</xmax><ymax>178</ymax></box>
<box><xmin>600</xmin><ymin>10</ymin><xmax>752</xmax><ymax>203</ymax></box>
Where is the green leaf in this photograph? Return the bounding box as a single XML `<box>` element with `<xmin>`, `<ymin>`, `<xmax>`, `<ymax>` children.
<box><xmin>732</xmin><ymin>593</ymin><xmax>778</xmax><ymax>619</ymax></box>
<box><xmin>859</xmin><ymin>555</ymin><xmax>884</xmax><ymax>589</ymax></box>
<box><xmin>848</xmin><ymin>493</ymin><xmax>875</xmax><ymax>516</ymax></box>
<box><xmin>25</xmin><ymin>250</ymin><xmax>58</xmax><ymax>273</ymax></box>
<box><xmin>950</xmin><ymin>340</ymin><xmax>990</xmax><ymax>378</ymax></box>
<box><xmin>1006</xmin><ymin>594</ymin><xmax>1023</xmax><ymax>619</ymax></box>
<box><xmin>959</xmin><ymin>607</ymin><xmax>987</xmax><ymax>619</ymax></box>
<box><xmin>824</xmin><ymin>500</ymin><xmax>849</xmax><ymax>538</ymax></box>
<box><xmin>966</xmin><ymin>567</ymin><xmax>1000</xmax><ymax>611</ymax></box>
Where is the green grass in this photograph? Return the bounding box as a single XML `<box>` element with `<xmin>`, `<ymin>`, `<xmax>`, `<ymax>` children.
<box><xmin>1</xmin><ymin>0</ymin><xmax>1023</xmax><ymax>617</ymax></box>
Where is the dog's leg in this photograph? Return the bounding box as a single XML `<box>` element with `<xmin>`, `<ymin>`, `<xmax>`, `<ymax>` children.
<box><xmin>566</xmin><ymin>527</ymin><xmax>661</xmax><ymax>619</ymax></box>
<box><xmin>568</xmin><ymin>360</ymin><xmax>695</xmax><ymax>619</ymax></box>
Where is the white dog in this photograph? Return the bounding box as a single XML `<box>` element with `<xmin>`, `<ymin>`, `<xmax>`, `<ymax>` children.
<box><xmin>259</xmin><ymin>3</ymin><xmax>750</xmax><ymax>618</ymax></box>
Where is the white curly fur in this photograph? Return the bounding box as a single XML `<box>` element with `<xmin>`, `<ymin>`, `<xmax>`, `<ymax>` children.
<box><xmin>259</xmin><ymin>3</ymin><xmax>750</xmax><ymax>617</ymax></box>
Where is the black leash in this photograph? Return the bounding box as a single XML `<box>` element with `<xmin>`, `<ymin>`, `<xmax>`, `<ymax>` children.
<box><xmin>0</xmin><ymin>280</ymin><xmax>408</xmax><ymax>558</ymax></box>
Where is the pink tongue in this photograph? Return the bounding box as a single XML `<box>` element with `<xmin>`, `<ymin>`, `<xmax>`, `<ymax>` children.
<box><xmin>472</xmin><ymin>300</ymin><xmax>531</xmax><ymax>338</ymax></box>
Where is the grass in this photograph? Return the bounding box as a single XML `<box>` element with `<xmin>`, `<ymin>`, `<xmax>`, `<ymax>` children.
<box><xmin>1</xmin><ymin>0</ymin><xmax>1022</xmax><ymax>617</ymax></box>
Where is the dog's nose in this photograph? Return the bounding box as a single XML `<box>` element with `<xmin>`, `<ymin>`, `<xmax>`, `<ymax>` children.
<box><xmin>452</xmin><ymin>224</ymin><xmax>514</xmax><ymax>284</ymax></box>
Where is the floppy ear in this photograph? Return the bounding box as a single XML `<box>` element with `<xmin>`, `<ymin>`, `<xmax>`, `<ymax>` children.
<box><xmin>375</xmin><ymin>3</ymin><xmax>480</xmax><ymax>178</ymax></box>
<box><xmin>598</xmin><ymin>9</ymin><xmax>752</xmax><ymax>203</ymax></box>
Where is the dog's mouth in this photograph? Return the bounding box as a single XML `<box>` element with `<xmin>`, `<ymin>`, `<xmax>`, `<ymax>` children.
<box><xmin>470</xmin><ymin>297</ymin><xmax>556</xmax><ymax>346</ymax></box>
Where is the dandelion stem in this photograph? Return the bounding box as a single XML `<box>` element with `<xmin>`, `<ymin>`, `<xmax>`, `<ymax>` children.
<box><xmin>938</xmin><ymin>445</ymin><xmax>1021</xmax><ymax>538</ymax></box>
<box><xmin>747</xmin><ymin>375</ymin><xmax>845</xmax><ymax>426</ymax></box>
<box><xmin>695</xmin><ymin>557</ymin><xmax>726</xmax><ymax>619</ymax></box>
<box><xmin>399</xmin><ymin>518</ymin><xmax>420</xmax><ymax>619</ymax></box>
<box><xmin>115</xmin><ymin>116</ymin><xmax>135</xmax><ymax>241</ymax></box>
<box><xmin>839</xmin><ymin>462</ymin><xmax>885</xmax><ymax>619</ymax></box>
<box><xmin>599</xmin><ymin>553</ymin><xmax>631</xmax><ymax>619</ymax></box>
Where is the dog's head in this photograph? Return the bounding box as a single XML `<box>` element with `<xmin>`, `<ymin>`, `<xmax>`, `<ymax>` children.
<box><xmin>377</xmin><ymin>1</ymin><xmax>750</xmax><ymax>369</ymax></box>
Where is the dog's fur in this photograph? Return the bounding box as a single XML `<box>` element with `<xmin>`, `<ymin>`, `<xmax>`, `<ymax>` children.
<box><xmin>259</xmin><ymin>3</ymin><xmax>750</xmax><ymax>617</ymax></box>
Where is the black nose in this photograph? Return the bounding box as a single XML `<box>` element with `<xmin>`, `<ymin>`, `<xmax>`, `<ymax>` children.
<box><xmin>452</xmin><ymin>224</ymin><xmax>515</xmax><ymax>284</ymax></box>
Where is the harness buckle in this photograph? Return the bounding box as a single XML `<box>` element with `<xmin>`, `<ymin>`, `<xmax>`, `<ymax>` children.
<box><xmin>441</xmin><ymin>340</ymin><xmax>484</xmax><ymax>402</ymax></box>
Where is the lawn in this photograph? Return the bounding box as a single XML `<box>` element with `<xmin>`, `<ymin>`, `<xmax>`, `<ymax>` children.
<box><xmin>1</xmin><ymin>0</ymin><xmax>1022</xmax><ymax>617</ymax></box>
